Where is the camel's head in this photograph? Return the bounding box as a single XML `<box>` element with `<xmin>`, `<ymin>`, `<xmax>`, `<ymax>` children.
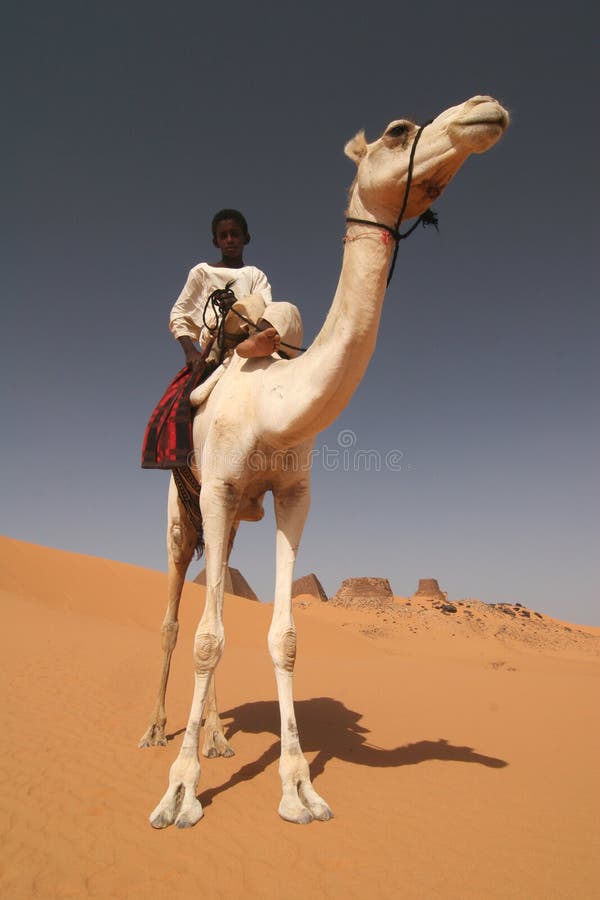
<box><xmin>345</xmin><ymin>95</ymin><xmax>509</xmax><ymax>224</ymax></box>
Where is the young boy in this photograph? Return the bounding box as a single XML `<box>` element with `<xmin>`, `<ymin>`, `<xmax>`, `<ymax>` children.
<box><xmin>169</xmin><ymin>208</ymin><xmax>281</xmax><ymax>366</ymax></box>
<box><xmin>142</xmin><ymin>208</ymin><xmax>302</xmax><ymax>472</ymax></box>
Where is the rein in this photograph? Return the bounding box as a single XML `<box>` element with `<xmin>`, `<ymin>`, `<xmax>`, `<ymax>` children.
<box><xmin>346</xmin><ymin>119</ymin><xmax>438</xmax><ymax>287</ymax></box>
<box><xmin>202</xmin><ymin>286</ymin><xmax>307</xmax><ymax>360</ymax></box>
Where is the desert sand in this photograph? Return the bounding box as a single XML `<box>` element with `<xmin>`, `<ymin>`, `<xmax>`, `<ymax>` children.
<box><xmin>1</xmin><ymin>534</ymin><xmax>599</xmax><ymax>899</ymax></box>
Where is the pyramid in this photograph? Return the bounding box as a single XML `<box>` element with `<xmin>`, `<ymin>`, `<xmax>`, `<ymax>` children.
<box><xmin>330</xmin><ymin>577</ymin><xmax>393</xmax><ymax>609</ymax></box>
<box><xmin>411</xmin><ymin>578</ymin><xmax>447</xmax><ymax>602</ymax></box>
<box><xmin>194</xmin><ymin>566</ymin><xmax>259</xmax><ymax>601</ymax></box>
<box><xmin>291</xmin><ymin>573</ymin><xmax>328</xmax><ymax>603</ymax></box>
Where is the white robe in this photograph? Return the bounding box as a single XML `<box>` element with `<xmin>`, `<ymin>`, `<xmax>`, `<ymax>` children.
<box><xmin>169</xmin><ymin>262</ymin><xmax>272</xmax><ymax>344</ymax></box>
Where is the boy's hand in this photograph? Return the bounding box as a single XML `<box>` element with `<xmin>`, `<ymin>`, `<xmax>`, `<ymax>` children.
<box><xmin>177</xmin><ymin>336</ymin><xmax>205</xmax><ymax>370</ymax></box>
<box><xmin>185</xmin><ymin>347</ymin><xmax>206</xmax><ymax>370</ymax></box>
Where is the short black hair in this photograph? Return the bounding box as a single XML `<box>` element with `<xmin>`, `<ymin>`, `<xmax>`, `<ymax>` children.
<box><xmin>211</xmin><ymin>208</ymin><xmax>249</xmax><ymax>238</ymax></box>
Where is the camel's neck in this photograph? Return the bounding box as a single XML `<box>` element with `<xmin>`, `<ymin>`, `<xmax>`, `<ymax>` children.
<box><xmin>260</xmin><ymin>217</ymin><xmax>394</xmax><ymax>448</ymax></box>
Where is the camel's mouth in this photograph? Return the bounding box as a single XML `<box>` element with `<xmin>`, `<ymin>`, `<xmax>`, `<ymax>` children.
<box><xmin>449</xmin><ymin>105</ymin><xmax>509</xmax><ymax>153</ymax></box>
<box><xmin>457</xmin><ymin>110</ymin><xmax>509</xmax><ymax>132</ymax></box>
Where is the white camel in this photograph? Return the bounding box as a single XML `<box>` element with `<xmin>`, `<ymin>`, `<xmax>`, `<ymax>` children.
<box><xmin>144</xmin><ymin>95</ymin><xmax>509</xmax><ymax>828</ymax></box>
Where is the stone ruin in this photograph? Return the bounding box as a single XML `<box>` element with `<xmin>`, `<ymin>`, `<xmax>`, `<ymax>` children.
<box><xmin>194</xmin><ymin>566</ymin><xmax>259</xmax><ymax>601</ymax></box>
<box><xmin>291</xmin><ymin>573</ymin><xmax>328</xmax><ymax>603</ymax></box>
<box><xmin>330</xmin><ymin>577</ymin><xmax>394</xmax><ymax>609</ymax></box>
<box><xmin>411</xmin><ymin>578</ymin><xmax>448</xmax><ymax>603</ymax></box>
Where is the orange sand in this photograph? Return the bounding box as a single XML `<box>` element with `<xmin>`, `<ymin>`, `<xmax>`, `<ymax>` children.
<box><xmin>1</xmin><ymin>535</ymin><xmax>599</xmax><ymax>899</ymax></box>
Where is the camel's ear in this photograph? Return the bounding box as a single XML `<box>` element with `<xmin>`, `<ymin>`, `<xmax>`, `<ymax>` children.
<box><xmin>344</xmin><ymin>130</ymin><xmax>367</xmax><ymax>164</ymax></box>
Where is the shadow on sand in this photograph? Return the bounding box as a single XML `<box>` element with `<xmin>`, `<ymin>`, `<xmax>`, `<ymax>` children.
<box><xmin>190</xmin><ymin>697</ymin><xmax>508</xmax><ymax>809</ymax></box>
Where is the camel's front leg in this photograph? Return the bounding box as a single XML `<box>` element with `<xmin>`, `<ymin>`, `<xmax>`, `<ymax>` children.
<box><xmin>270</xmin><ymin>482</ymin><xmax>333</xmax><ymax>824</ymax></box>
<box><xmin>150</xmin><ymin>480</ymin><xmax>238</xmax><ymax>828</ymax></box>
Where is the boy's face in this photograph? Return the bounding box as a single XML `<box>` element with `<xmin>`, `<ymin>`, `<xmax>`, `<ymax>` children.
<box><xmin>213</xmin><ymin>219</ymin><xmax>249</xmax><ymax>261</ymax></box>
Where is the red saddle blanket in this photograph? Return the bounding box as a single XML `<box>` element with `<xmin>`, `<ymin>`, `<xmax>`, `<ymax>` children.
<box><xmin>141</xmin><ymin>360</ymin><xmax>216</xmax><ymax>469</ymax></box>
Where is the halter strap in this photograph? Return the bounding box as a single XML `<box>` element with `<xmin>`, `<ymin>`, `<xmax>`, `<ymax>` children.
<box><xmin>346</xmin><ymin>118</ymin><xmax>436</xmax><ymax>286</ymax></box>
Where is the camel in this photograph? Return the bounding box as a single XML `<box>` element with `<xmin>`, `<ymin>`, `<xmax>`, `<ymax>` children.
<box><xmin>144</xmin><ymin>95</ymin><xmax>509</xmax><ymax>828</ymax></box>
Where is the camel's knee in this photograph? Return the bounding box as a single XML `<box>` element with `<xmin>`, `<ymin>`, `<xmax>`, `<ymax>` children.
<box><xmin>161</xmin><ymin>621</ymin><xmax>179</xmax><ymax>653</ymax></box>
<box><xmin>168</xmin><ymin>520</ymin><xmax>195</xmax><ymax>565</ymax></box>
<box><xmin>201</xmin><ymin>479</ymin><xmax>242</xmax><ymax>517</ymax></box>
<box><xmin>194</xmin><ymin>633</ymin><xmax>223</xmax><ymax>675</ymax></box>
<box><xmin>269</xmin><ymin>628</ymin><xmax>297</xmax><ymax>673</ymax></box>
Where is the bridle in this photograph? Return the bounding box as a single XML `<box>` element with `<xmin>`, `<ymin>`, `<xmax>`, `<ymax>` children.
<box><xmin>346</xmin><ymin>119</ymin><xmax>438</xmax><ymax>287</ymax></box>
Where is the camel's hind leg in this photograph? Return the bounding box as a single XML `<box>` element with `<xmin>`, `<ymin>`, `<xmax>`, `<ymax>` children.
<box><xmin>202</xmin><ymin>521</ymin><xmax>238</xmax><ymax>759</ymax></box>
<box><xmin>139</xmin><ymin>479</ymin><xmax>237</xmax><ymax>754</ymax></box>
<box><xmin>202</xmin><ymin>670</ymin><xmax>234</xmax><ymax>758</ymax></box>
<box><xmin>139</xmin><ymin>476</ymin><xmax>198</xmax><ymax>748</ymax></box>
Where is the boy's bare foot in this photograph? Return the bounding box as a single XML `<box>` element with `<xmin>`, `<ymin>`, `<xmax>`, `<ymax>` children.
<box><xmin>236</xmin><ymin>327</ymin><xmax>281</xmax><ymax>358</ymax></box>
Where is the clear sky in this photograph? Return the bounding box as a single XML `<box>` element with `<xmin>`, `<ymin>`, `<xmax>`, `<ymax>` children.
<box><xmin>3</xmin><ymin>1</ymin><xmax>599</xmax><ymax>624</ymax></box>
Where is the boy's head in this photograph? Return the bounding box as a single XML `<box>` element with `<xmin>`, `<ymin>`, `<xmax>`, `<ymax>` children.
<box><xmin>211</xmin><ymin>209</ymin><xmax>250</xmax><ymax>262</ymax></box>
<box><xmin>211</xmin><ymin>208</ymin><xmax>249</xmax><ymax>240</ymax></box>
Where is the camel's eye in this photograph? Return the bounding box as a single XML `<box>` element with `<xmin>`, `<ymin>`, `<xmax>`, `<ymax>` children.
<box><xmin>386</xmin><ymin>122</ymin><xmax>411</xmax><ymax>138</ymax></box>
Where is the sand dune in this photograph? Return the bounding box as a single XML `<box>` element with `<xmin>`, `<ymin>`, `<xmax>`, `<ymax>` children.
<box><xmin>1</xmin><ymin>535</ymin><xmax>599</xmax><ymax>899</ymax></box>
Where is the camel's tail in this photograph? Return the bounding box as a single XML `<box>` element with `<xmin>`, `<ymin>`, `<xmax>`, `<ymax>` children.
<box><xmin>172</xmin><ymin>466</ymin><xmax>204</xmax><ymax>558</ymax></box>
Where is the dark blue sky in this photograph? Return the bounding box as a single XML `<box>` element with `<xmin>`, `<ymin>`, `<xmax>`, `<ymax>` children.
<box><xmin>3</xmin><ymin>2</ymin><xmax>599</xmax><ymax>623</ymax></box>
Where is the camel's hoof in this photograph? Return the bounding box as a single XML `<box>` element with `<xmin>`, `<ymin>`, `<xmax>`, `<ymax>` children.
<box><xmin>312</xmin><ymin>802</ymin><xmax>334</xmax><ymax>821</ymax></box>
<box><xmin>278</xmin><ymin>798</ymin><xmax>314</xmax><ymax>825</ymax></box>
<box><xmin>202</xmin><ymin>730</ymin><xmax>235</xmax><ymax>759</ymax></box>
<box><xmin>149</xmin><ymin>783</ymin><xmax>184</xmax><ymax>829</ymax></box>
<box><xmin>149</xmin><ymin>809</ymin><xmax>174</xmax><ymax>829</ymax></box>
<box><xmin>204</xmin><ymin>745</ymin><xmax>235</xmax><ymax>759</ymax></box>
<box><xmin>299</xmin><ymin>784</ymin><xmax>333</xmax><ymax>821</ymax></box>
<box><xmin>175</xmin><ymin>817</ymin><xmax>199</xmax><ymax>829</ymax></box>
<box><xmin>139</xmin><ymin>723</ymin><xmax>167</xmax><ymax>748</ymax></box>
<box><xmin>280</xmin><ymin>808</ymin><xmax>313</xmax><ymax>825</ymax></box>
<box><xmin>175</xmin><ymin>801</ymin><xmax>204</xmax><ymax>829</ymax></box>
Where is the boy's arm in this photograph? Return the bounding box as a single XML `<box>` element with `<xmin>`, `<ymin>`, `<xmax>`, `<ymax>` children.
<box><xmin>177</xmin><ymin>336</ymin><xmax>205</xmax><ymax>370</ymax></box>
<box><xmin>252</xmin><ymin>268</ymin><xmax>273</xmax><ymax>304</ymax></box>
<box><xmin>170</xmin><ymin>267</ymin><xmax>206</xmax><ymax>367</ymax></box>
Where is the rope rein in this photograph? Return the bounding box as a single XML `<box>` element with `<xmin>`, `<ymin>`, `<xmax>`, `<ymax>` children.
<box><xmin>202</xmin><ymin>285</ymin><xmax>307</xmax><ymax>360</ymax></box>
<box><xmin>346</xmin><ymin>118</ymin><xmax>438</xmax><ymax>286</ymax></box>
